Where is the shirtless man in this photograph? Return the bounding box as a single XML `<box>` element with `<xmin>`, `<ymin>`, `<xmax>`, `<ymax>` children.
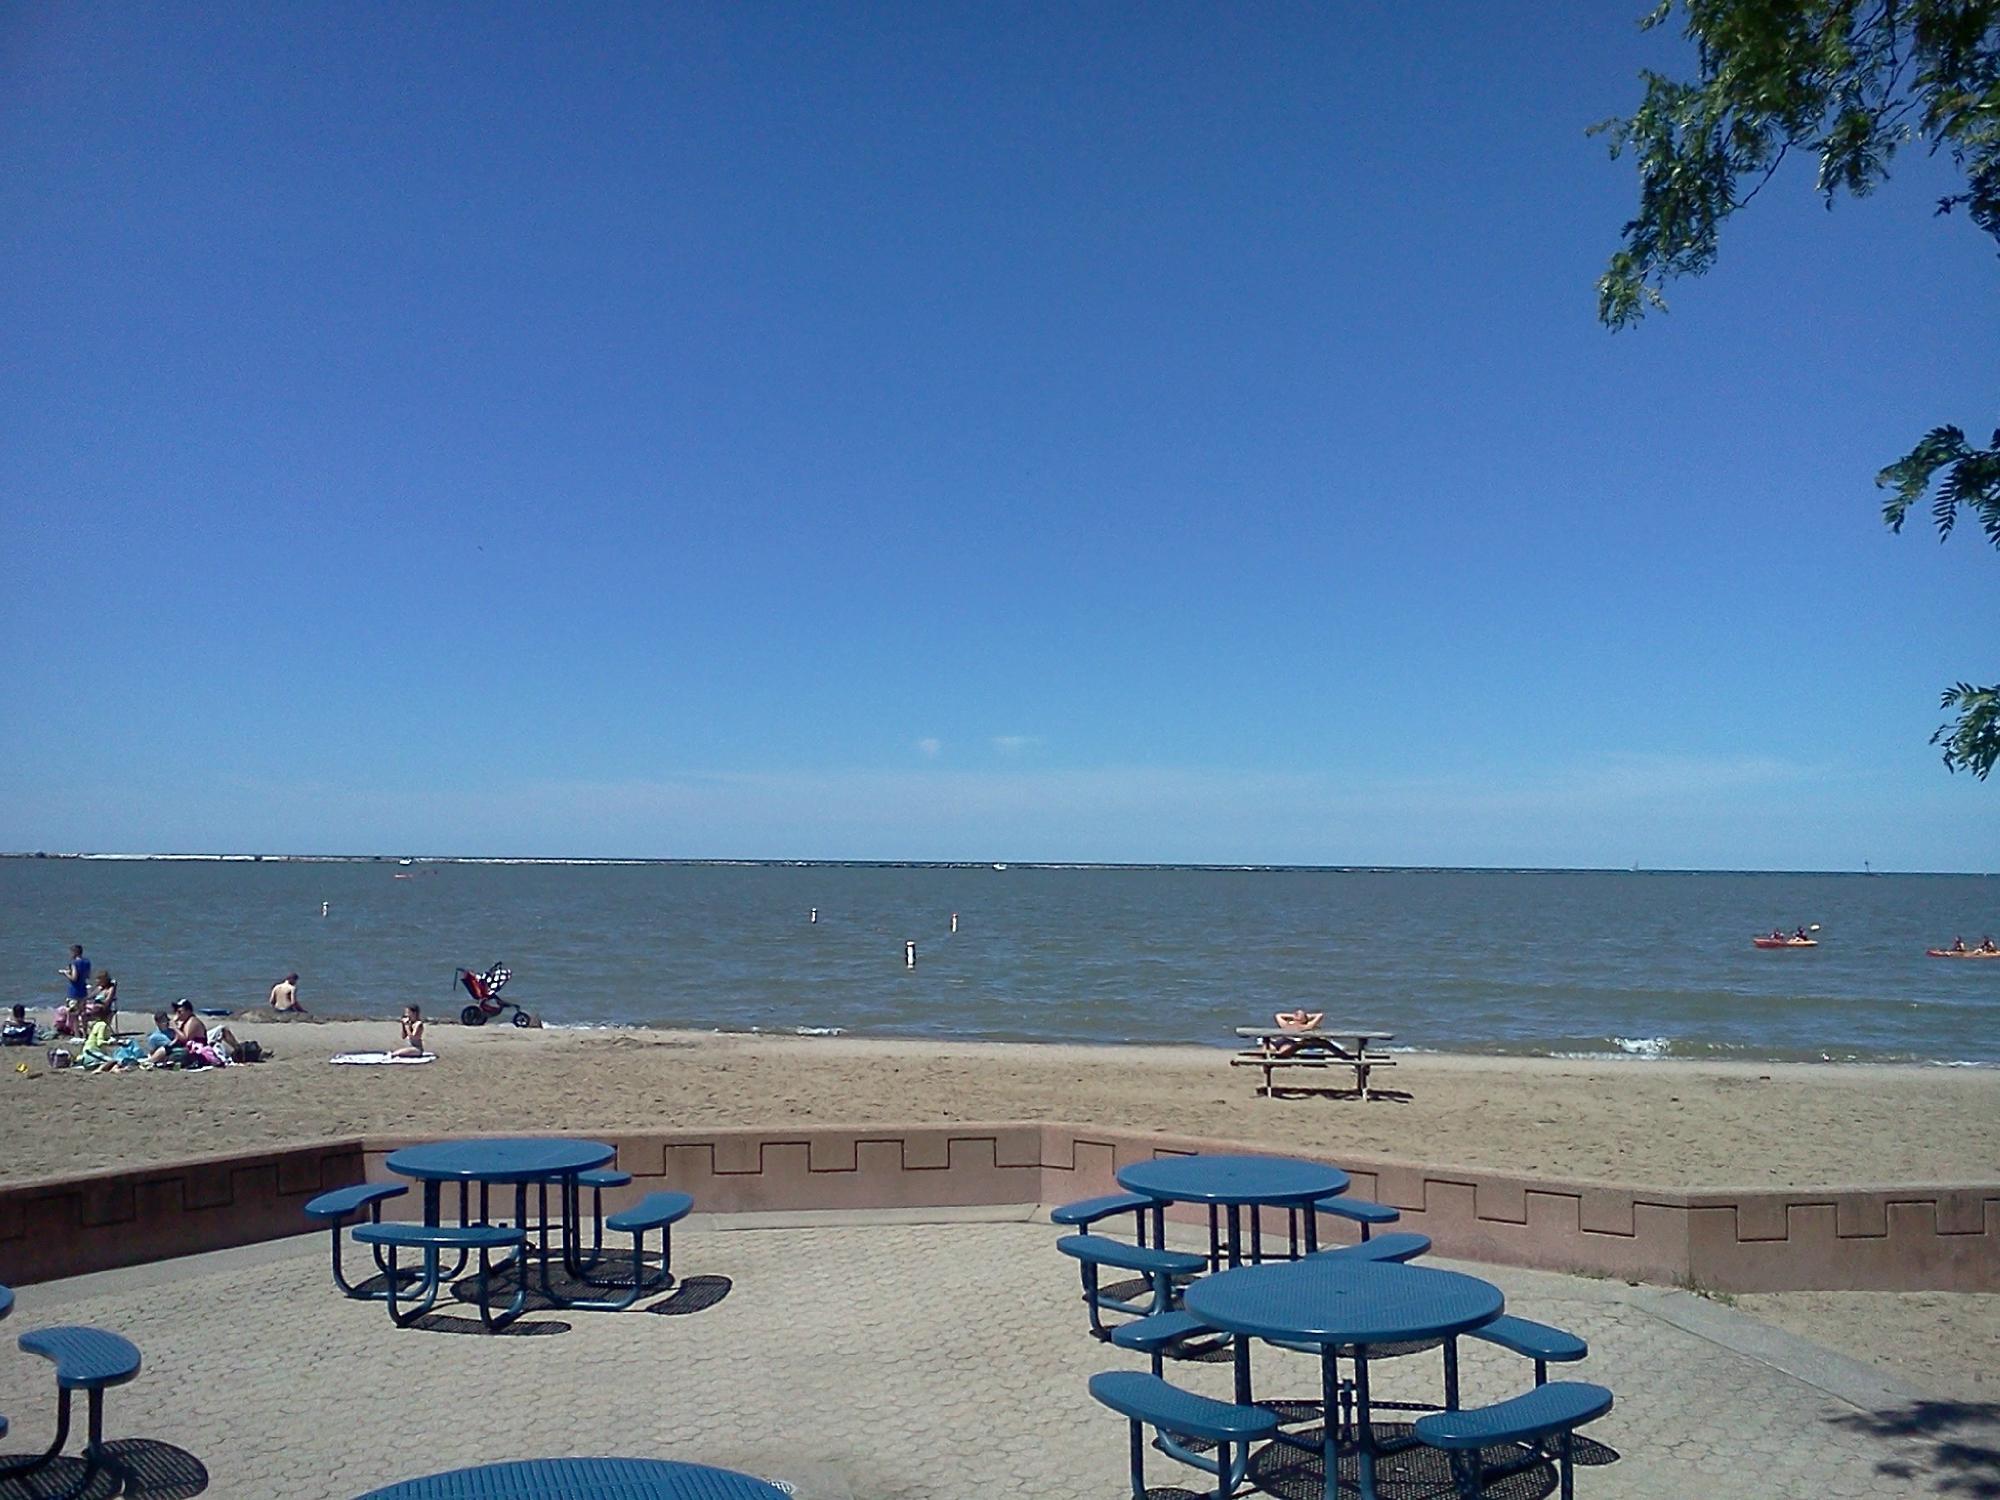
<box><xmin>269</xmin><ymin>973</ymin><xmax>305</xmax><ymax>1013</ymax></box>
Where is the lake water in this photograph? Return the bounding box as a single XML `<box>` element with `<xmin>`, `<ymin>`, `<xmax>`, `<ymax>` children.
<box><xmin>4</xmin><ymin>859</ymin><xmax>1997</xmax><ymax>1063</ymax></box>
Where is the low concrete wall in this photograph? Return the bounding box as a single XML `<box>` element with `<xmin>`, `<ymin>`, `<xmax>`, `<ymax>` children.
<box><xmin>2</xmin><ymin>1123</ymin><xmax>1993</xmax><ymax>1292</ymax></box>
<box><xmin>360</xmin><ymin>1126</ymin><xmax>1048</xmax><ymax>1218</ymax></box>
<box><xmin>1039</xmin><ymin>1125</ymin><xmax>2000</xmax><ymax>1293</ymax></box>
<box><xmin>0</xmin><ymin>1140</ymin><xmax>366</xmax><ymax>1285</ymax></box>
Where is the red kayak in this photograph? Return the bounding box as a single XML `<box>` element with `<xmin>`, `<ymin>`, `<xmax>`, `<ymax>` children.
<box><xmin>1752</xmin><ymin>936</ymin><xmax>1818</xmax><ymax>949</ymax></box>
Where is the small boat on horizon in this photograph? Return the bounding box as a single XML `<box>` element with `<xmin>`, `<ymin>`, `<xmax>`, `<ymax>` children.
<box><xmin>1753</xmin><ymin>925</ymin><xmax>1820</xmax><ymax>949</ymax></box>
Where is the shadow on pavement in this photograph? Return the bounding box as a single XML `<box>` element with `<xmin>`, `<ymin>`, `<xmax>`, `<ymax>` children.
<box><xmin>409</xmin><ymin>1311</ymin><xmax>572</xmax><ymax>1336</ymax></box>
<box><xmin>1831</xmin><ymin>1401</ymin><xmax>2000</xmax><ymax>1497</ymax></box>
<box><xmin>647</xmin><ymin>1274</ymin><xmax>732</xmax><ymax>1315</ymax></box>
<box><xmin>0</xmin><ymin>1440</ymin><xmax>207</xmax><ymax>1500</ymax></box>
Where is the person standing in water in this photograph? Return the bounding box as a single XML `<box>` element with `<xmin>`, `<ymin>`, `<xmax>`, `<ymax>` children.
<box><xmin>269</xmin><ymin>973</ymin><xmax>306</xmax><ymax>1013</ymax></box>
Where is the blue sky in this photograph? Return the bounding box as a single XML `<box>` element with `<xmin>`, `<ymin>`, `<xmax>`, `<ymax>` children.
<box><xmin>2</xmin><ymin>3</ymin><xmax>1995</xmax><ymax>869</ymax></box>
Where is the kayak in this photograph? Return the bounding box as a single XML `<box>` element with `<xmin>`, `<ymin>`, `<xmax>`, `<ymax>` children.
<box><xmin>1927</xmin><ymin>948</ymin><xmax>2000</xmax><ymax>959</ymax></box>
<box><xmin>1752</xmin><ymin>936</ymin><xmax>1818</xmax><ymax>948</ymax></box>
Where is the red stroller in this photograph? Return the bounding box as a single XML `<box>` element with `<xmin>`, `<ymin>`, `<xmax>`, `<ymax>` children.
<box><xmin>455</xmin><ymin>963</ymin><xmax>535</xmax><ymax>1028</ymax></box>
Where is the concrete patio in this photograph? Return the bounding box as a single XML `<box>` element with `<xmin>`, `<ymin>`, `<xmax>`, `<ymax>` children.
<box><xmin>0</xmin><ymin>1212</ymin><xmax>1989</xmax><ymax>1499</ymax></box>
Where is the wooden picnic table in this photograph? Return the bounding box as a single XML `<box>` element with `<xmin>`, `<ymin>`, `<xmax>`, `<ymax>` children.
<box><xmin>1230</xmin><ymin>1025</ymin><xmax>1398</xmax><ymax>1101</ymax></box>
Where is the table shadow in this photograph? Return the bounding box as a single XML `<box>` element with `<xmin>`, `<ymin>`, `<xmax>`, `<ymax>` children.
<box><xmin>0</xmin><ymin>1440</ymin><xmax>208</xmax><ymax>1500</ymax></box>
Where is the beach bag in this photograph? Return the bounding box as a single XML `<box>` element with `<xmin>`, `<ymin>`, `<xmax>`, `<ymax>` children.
<box><xmin>46</xmin><ymin>1047</ymin><xmax>72</xmax><ymax>1070</ymax></box>
<box><xmin>237</xmin><ymin>1038</ymin><xmax>264</xmax><ymax>1063</ymax></box>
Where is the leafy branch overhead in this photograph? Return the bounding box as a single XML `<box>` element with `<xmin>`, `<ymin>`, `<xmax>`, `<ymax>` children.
<box><xmin>1598</xmin><ymin>0</ymin><xmax>1999</xmax><ymax>777</ymax></box>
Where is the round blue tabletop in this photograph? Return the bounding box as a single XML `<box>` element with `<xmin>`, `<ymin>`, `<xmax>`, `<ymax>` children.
<box><xmin>384</xmin><ymin>1138</ymin><xmax>616</xmax><ymax>1184</ymax></box>
<box><xmin>1117</xmin><ymin>1153</ymin><xmax>1349</xmax><ymax>1207</ymax></box>
<box><xmin>355</xmin><ymin>1457</ymin><xmax>787</xmax><ymax>1499</ymax></box>
<box><xmin>1185</xmin><ymin>1256</ymin><xmax>1503</xmax><ymax>1347</ymax></box>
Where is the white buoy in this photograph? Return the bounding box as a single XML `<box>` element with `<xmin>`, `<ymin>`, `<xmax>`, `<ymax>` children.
<box><xmin>810</xmin><ymin>907</ymin><xmax>818</xmax><ymax>924</ymax></box>
<box><xmin>950</xmin><ymin>912</ymin><xmax>958</xmax><ymax>934</ymax></box>
<box><xmin>904</xmin><ymin>939</ymin><xmax>916</xmax><ymax>969</ymax></box>
<box><xmin>320</xmin><ymin>900</ymin><xmax>329</xmax><ymax>917</ymax></box>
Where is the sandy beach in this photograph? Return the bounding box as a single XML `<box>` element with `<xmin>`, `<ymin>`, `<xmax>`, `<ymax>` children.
<box><xmin>4</xmin><ymin>1018</ymin><xmax>1996</xmax><ymax>1397</ymax></box>
<box><xmin>8</xmin><ymin>1017</ymin><xmax>1998</xmax><ymax>1187</ymax></box>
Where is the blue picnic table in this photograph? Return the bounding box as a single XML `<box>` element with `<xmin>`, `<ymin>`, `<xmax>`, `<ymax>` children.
<box><xmin>354</xmin><ymin>1457</ymin><xmax>788</xmax><ymax>1499</ymax></box>
<box><xmin>385</xmin><ymin>1138</ymin><xmax>616</xmax><ymax>1304</ymax></box>
<box><xmin>1116</xmin><ymin>1153</ymin><xmax>1351</xmax><ymax>1267</ymax></box>
<box><xmin>1183</xmin><ymin>1255</ymin><xmax>1505</xmax><ymax>1500</ymax></box>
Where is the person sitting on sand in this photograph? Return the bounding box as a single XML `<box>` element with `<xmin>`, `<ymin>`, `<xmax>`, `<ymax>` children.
<box><xmin>79</xmin><ymin>1020</ymin><xmax>143</xmax><ymax>1072</ymax></box>
<box><xmin>2</xmin><ymin>1005</ymin><xmax>36</xmax><ymax>1047</ymax></box>
<box><xmin>145</xmin><ymin>1011</ymin><xmax>174</xmax><ymax>1053</ymax></box>
<box><xmin>269</xmin><ymin>973</ymin><xmax>305</xmax><ymax>1013</ymax></box>
<box><xmin>147</xmin><ymin>999</ymin><xmax>210</xmax><ymax>1067</ymax></box>
<box><xmin>388</xmin><ymin>1005</ymin><xmax>426</xmax><ymax>1059</ymax></box>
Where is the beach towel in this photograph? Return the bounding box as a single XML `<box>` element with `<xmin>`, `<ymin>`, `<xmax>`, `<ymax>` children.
<box><xmin>329</xmin><ymin>1052</ymin><xmax>437</xmax><ymax>1066</ymax></box>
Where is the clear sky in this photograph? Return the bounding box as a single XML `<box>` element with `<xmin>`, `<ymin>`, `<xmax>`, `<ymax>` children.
<box><xmin>2</xmin><ymin>3</ymin><xmax>1995</xmax><ymax>869</ymax></box>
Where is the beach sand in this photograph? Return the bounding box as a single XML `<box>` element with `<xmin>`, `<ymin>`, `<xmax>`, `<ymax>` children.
<box><xmin>5</xmin><ymin>1018</ymin><xmax>1995</xmax><ymax>1396</ymax></box>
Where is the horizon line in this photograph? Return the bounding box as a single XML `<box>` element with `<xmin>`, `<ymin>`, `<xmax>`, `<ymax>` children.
<box><xmin>2</xmin><ymin>851</ymin><xmax>1991</xmax><ymax>878</ymax></box>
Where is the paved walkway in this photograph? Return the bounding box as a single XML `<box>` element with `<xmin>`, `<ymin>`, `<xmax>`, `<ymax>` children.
<box><xmin>0</xmin><ymin>1215</ymin><xmax>1990</xmax><ymax>1499</ymax></box>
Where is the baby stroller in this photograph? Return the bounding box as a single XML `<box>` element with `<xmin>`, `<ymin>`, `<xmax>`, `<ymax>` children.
<box><xmin>455</xmin><ymin>963</ymin><xmax>535</xmax><ymax>1028</ymax></box>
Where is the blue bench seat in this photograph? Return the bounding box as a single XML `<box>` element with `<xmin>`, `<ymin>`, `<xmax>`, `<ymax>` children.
<box><xmin>1312</xmin><ymin>1194</ymin><xmax>1401</xmax><ymax>1243</ymax></box>
<box><xmin>1109</xmin><ymin>1309</ymin><xmax>1225</xmax><ymax>1374</ymax></box>
<box><xmin>1090</xmin><ymin>1370</ymin><xmax>1278</xmax><ymax>1500</ymax></box>
<box><xmin>1414</xmin><ymin>1381</ymin><xmax>1613</xmax><ymax>1499</ymax></box>
<box><xmin>1310</xmin><ymin>1230</ymin><xmax>1431</xmax><ymax>1264</ymax></box>
<box><xmin>1055</xmin><ymin>1236</ymin><xmax>1204</xmax><ymax>1277</ymax></box>
<box><xmin>351</xmin><ymin>1222</ymin><xmax>527</xmax><ymax>1330</ymax></box>
<box><xmin>304</xmin><ymin>1181</ymin><xmax>408</xmax><ymax>1222</ymax></box>
<box><xmin>1052</xmin><ymin>1192</ymin><xmax>1154</xmax><ymax>1244</ymax></box>
<box><xmin>1471</xmin><ymin>1315</ymin><xmax>1588</xmax><ymax>1384</ymax></box>
<box><xmin>1109</xmin><ymin>1309</ymin><xmax>1209</xmax><ymax>1353</ymax></box>
<box><xmin>354</xmin><ymin>1223</ymin><xmax>523</xmax><ymax>1251</ymax></box>
<box><xmin>305</xmin><ymin>1182</ymin><xmax>412</xmax><ymax>1300</ymax></box>
<box><xmin>570</xmin><ymin>1191</ymin><xmax>693</xmax><ymax>1312</ymax></box>
<box><xmin>1057</xmin><ymin>1234</ymin><xmax>1207</xmax><ymax>1337</ymax></box>
<box><xmin>0</xmin><ymin>1325</ymin><xmax>142</xmax><ymax>1479</ymax></box>
<box><xmin>605</xmin><ymin>1190</ymin><xmax>693</xmax><ymax>1233</ymax></box>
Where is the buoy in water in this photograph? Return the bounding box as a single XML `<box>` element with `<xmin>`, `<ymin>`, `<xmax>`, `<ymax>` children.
<box><xmin>950</xmin><ymin>912</ymin><xmax>958</xmax><ymax>934</ymax></box>
<box><xmin>320</xmin><ymin>901</ymin><xmax>329</xmax><ymax>917</ymax></box>
<box><xmin>810</xmin><ymin>908</ymin><xmax>818</xmax><ymax>924</ymax></box>
<box><xmin>904</xmin><ymin>940</ymin><xmax>916</xmax><ymax>969</ymax></box>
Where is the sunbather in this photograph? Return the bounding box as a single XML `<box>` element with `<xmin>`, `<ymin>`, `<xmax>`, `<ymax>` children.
<box><xmin>83</xmin><ymin>971</ymin><xmax>118</xmax><ymax>1030</ymax></box>
<box><xmin>388</xmin><ymin>1005</ymin><xmax>427</xmax><ymax>1059</ymax></box>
